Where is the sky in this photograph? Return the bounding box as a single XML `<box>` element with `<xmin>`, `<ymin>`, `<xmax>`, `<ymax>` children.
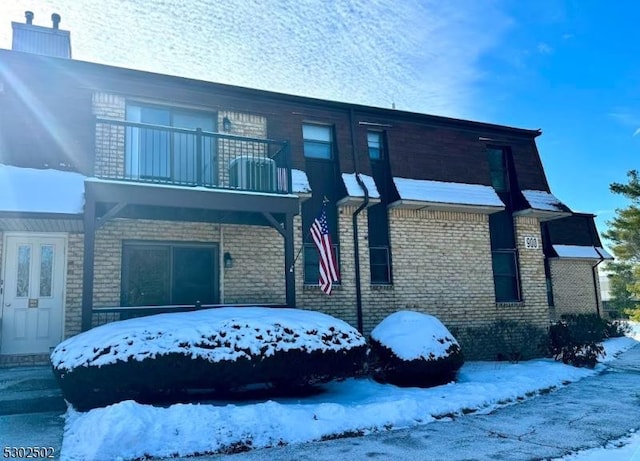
<box><xmin>0</xmin><ymin>0</ymin><xmax>638</xmax><ymax>241</ymax></box>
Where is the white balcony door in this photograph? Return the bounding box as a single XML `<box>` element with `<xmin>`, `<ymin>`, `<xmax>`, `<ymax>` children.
<box><xmin>1</xmin><ymin>235</ymin><xmax>66</xmax><ymax>354</ymax></box>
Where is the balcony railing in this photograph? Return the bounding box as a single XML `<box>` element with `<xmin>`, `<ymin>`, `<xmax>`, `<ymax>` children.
<box><xmin>95</xmin><ymin>118</ymin><xmax>292</xmax><ymax>193</ymax></box>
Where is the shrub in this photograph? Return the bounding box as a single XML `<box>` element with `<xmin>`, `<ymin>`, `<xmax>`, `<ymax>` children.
<box><xmin>548</xmin><ymin>321</ymin><xmax>604</xmax><ymax>368</ymax></box>
<box><xmin>51</xmin><ymin>307</ymin><xmax>368</xmax><ymax>411</ymax></box>
<box><xmin>369</xmin><ymin>311</ymin><xmax>463</xmax><ymax>387</ymax></box>
<box><xmin>547</xmin><ymin>314</ymin><xmax>626</xmax><ymax>368</ymax></box>
<box><xmin>453</xmin><ymin>320</ymin><xmax>548</xmax><ymax>362</ymax></box>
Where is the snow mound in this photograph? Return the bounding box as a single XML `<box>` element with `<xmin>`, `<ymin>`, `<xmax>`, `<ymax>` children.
<box><xmin>51</xmin><ymin>307</ymin><xmax>366</xmax><ymax>371</ymax></box>
<box><xmin>371</xmin><ymin>310</ymin><xmax>460</xmax><ymax>362</ymax></box>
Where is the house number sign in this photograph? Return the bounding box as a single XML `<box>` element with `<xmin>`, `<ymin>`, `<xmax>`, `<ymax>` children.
<box><xmin>523</xmin><ymin>236</ymin><xmax>539</xmax><ymax>250</ymax></box>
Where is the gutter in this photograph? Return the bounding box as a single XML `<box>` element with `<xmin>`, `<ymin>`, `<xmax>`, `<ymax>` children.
<box><xmin>591</xmin><ymin>255</ymin><xmax>605</xmax><ymax>317</ymax></box>
<box><xmin>349</xmin><ymin>108</ymin><xmax>369</xmax><ymax>333</ymax></box>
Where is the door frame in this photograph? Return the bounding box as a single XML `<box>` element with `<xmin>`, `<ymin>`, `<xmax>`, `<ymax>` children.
<box><xmin>1</xmin><ymin>232</ymin><xmax>68</xmax><ymax>355</ymax></box>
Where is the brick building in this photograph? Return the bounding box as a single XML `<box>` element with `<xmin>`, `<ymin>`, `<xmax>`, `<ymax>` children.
<box><xmin>0</xmin><ymin>14</ymin><xmax>611</xmax><ymax>364</ymax></box>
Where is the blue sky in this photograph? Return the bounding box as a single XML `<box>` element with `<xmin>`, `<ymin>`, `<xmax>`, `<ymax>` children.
<box><xmin>0</xmin><ymin>0</ymin><xmax>637</xmax><ymax>241</ymax></box>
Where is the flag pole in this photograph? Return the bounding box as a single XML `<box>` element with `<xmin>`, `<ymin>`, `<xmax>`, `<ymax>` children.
<box><xmin>289</xmin><ymin>196</ymin><xmax>329</xmax><ymax>272</ymax></box>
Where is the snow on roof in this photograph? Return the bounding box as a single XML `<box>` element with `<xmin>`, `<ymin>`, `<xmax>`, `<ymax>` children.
<box><xmin>553</xmin><ymin>245</ymin><xmax>614</xmax><ymax>260</ymax></box>
<box><xmin>0</xmin><ymin>164</ymin><xmax>85</xmax><ymax>214</ymax></box>
<box><xmin>51</xmin><ymin>307</ymin><xmax>366</xmax><ymax>371</ymax></box>
<box><xmin>522</xmin><ymin>190</ymin><xmax>567</xmax><ymax>212</ymax></box>
<box><xmin>392</xmin><ymin>177</ymin><xmax>504</xmax><ymax>208</ymax></box>
<box><xmin>342</xmin><ymin>173</ymin><xmax>380</xmax><ymax>199</ymax></box>
<box><xmin>85</xmin><ymin>177</ymin><xmax>301</xmax><ymax>199</ymax></box>
<box><xmin>291</xmin><ymin>169</ymin><xmax>311</xmax><ymax>193</ymax></box>
<box><xmin>371</xmin><ymin>311</ymin><xmax>459</xmax><ymax>361</ymax></box>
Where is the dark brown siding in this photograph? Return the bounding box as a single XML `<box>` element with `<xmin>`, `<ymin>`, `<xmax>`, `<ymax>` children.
<box><xmin>0</xmin><ymin>53</ymin><xmax>94</xmax><ymax>174</ymax></box>
<box><xmin>0</xmin><ymin>49</ymin><xmax>552</xmax><ymax>193</ymax></box>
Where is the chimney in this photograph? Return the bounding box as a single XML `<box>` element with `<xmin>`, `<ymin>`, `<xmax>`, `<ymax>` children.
<box><xmin>51</xmin><ymin>13</ymin><xmax>61</xmax><ymax>30</ymax></box>
<box><xmin>11</xmin><ymin>11</ymin><xmax>72</xmax><ymax>59</ymax></box>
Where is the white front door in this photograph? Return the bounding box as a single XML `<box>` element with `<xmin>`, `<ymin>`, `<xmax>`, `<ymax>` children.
<box><xmin>1</xmin><ymin>235</ymin><xmax>66</xmax><ymax>354</ymax></box>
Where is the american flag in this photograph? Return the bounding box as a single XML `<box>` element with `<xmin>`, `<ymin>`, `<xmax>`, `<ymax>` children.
<box><xmin>311</xmin><ymin>205</ymin><xmax>340</xmax><ymax>294</ymax></box>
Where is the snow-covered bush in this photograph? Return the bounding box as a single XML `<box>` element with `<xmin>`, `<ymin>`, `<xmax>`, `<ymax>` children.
<box><xmin>369</xmin><ymin>311</ymin><xmax>463</xmax><ymax>387</ymax></box>
<box><xmin>51</xmin><ymin>307</ymin><xmax>367</xmax><ymax>410</ymax></box>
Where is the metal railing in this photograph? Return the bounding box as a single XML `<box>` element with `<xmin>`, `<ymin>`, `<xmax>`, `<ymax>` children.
<box><xmin>91</xmin><ymin>303</ymin><xmax>288</xmax><ymax>327</ymax></box>
<box><xmin>94</xmin><ymin>118</ymin><xmax>292</xmax><ymax>193</ymax></box>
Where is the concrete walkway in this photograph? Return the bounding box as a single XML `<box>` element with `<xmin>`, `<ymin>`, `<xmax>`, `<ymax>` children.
<box><xmin>207</xmin><ymin>344</ymin><xmax>640</xmax><ymax>461</ymax></box>
<box><xmin>0</xmin><ymin>365</ymin><xmax>65</xmax><ymax>415</ymax></box>
<box><xmin>0</xmin><ymin>365</ymin><xmax>65</xmax><ymax>459</ymax></box>
<box><xmin>1</xmin><ymin>346</ymin><xmax>638</xmax><ymax>461</ymax></box>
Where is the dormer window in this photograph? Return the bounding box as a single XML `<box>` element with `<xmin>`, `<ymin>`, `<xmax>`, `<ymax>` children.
<box><xmin>367</xmin><ymin>131</ymin><xmax>384</xmax><ymax>160</ymax></box>
<box><xmin>487</xmin><ymin>147</ymin><xmax>509</xmax><ymax>193</ymax></box>
<box><xmin>303</xmin><ymin>124</ymin><xmax>333</xmax><ymax>159</ymax></box>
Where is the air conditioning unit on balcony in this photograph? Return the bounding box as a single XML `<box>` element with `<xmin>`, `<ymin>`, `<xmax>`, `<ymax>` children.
<box><xmin>229</xmin><ymin>156</ymin><xmax>277</xmax><ymax>192</ymax></box>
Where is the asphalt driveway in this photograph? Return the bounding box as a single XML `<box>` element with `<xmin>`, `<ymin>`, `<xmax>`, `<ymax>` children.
<box><xmin>208</xmin><ymin>344</ymin><xmax>640</xmax><ymax>461</ymax></box>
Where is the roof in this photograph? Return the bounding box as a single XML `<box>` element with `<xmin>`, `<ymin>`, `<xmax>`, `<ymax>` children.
<box><xmin>521</xmin><ymin>190</ymin><xmax>570</xmax><ymax>213</ymax></box>
<box><xmin>552</xmin><ymin>245</ymin><xmax>613</xmax><ymax>260</ymax></box>
<box><xmin>390</xmin><ymin>177</ymin><xmax>504</xmax><ymax>212</ymax></box>
<box><xmin>543</xmin><ymin>213</ymin><xmax>610</xmax><ymax>259</ymax></box>
<box><xmin>0</xmin><ymin>164</ymin><xmax>85</xmax><ymax>214</ymax></box>
<box><xmin>0</xmin><ymin>49</ymin><xmax>542</xmax><ymax>139</ymax></box>
<box><xmin>341</xmin><ymin>173</ymin><xmax>380</xmax><ymax>199</ymax></box>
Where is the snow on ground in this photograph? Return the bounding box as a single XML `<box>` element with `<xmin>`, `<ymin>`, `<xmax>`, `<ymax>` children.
<box><xmin>60</xmin><ymin>326</ymin><xmax>639</xmax><ymax>461</ymax></box>
<box><xmin>371</xmin><ymin>311</ymin><xmax>459</xmax><ymax>360</ymax></box>
<box><xmin>553</xmin><ymin>430</ymin><xmax>640</xmax><ymax>461</ymax></box>
<box><xmin>51</xmin><ymin>307</ymin><xmax>365</xmax><ymax>371</ymax></box>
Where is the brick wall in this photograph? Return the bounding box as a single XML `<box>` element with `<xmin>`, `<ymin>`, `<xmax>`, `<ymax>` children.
<box><xmin>549</xmin><ymin>258</ymin><xmax>600</xmax><ymax>318</ymax></box>
<box><xmin>297</xmin><ymin>207</ymin><xmax>552</xmax><ymax>359</ymax></box>
<box><xmin>64</xmin><ymin>233</ymin><xmax>84</xmax><ymax>337</ymax></box>
<box><xmin>92</xmin><ymin>93</ymin><xmax>270</xmax><ymax>186</ymax></box>
<box><xmin>512</xmin><ymin>215</ymin><xmax>550</xmax><ymax>328</ymax></box>
<box><xmin>92</xmin><ymin>219</ymin><xmax>284</xmax><ymax>307</ymax></box>
<box><xmin>222</xmin><ymin>224</ymin><xmax>285</xmax><ymax>304</ymax></box>
<box><xmin>93</xmin><ymin>93</ymin><xmax>126</xmax><ymax>177</ymax></box>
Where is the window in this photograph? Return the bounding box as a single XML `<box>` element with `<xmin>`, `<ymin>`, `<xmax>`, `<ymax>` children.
<box><xmin>125</xmin><ymin>104</ymin><xmax>217</xmax><ymax>185</ymax></box>
<box><xmin>367</xmin><ymin>203</ymin><xmax>392</xmax><ymax>284</ymax></box>
<box><xmin>487</xmin><ymin>147</ymin><xmax>509</xmax><ymax>193</ymax></box>
<box><xmin>544</xmin><ymin>258</ymin><xmax>555</xmax><ymax>307</ymax></box>
<box><xmin>367</xmin><ymin>131</ymin><xmax>384</xmax><ymax>160</ymax></box>
<box><xmin>489</xmin><ymin>210</ymin><xmax>521</xmax><ymax>303</ymax></box>
<box><xmin>122</xmin><ymin>243</ymin><xmax>218</xmax><ymax>306</ymax></box>
<box><xmin>303</xmin><ymin>124</ymin><xmax>333</xmax><ymax>159</ymax></box>
<box><xmin>491</xmin><ymin>250</ymin><xmax>520</xmax><ymax>302</ymax></box>
<box><xmin>370</xmin><ymin>246</ymin><xmax>391</xmax><ymax>284</ymax></box>
<box><xmin>303</xmin><ymin>243</ymin><xmax>340</xmax><ymax>285</ymax></box>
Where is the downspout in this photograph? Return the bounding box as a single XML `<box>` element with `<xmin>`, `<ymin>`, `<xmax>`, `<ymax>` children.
<box><xmin>592</xmin><ymin>254</ymin><xmax>605</xmax><ymax>318</ymax></box>
<box><xmin>349</xmin><ymin>108</ymin><xmax>369</xmax><ymax>333</ymax></box>
<box><xmin>219</xmin><ymin>225</ymin><xmax>225</xmax><ymax>304</ymax></box>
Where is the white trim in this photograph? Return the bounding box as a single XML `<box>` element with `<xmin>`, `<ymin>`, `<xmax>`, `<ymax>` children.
<box><xmin>0</xmin><ymin>231</ymin><xmax>68</xmax><ymax>354</ymax></box>
<box><xmin>388</xmin><ymin>199</ymin><xmax>504</xmax><ymax>215</ymax></box>
<box><xmin>512</xmin><ymin>208</ymin><xmax>571</xmax><ymax>222</ymax></box>
<box><xmin>337</xmin><ymin>196</ymin><xmax>381</xmax><ymax>208</ymax></box>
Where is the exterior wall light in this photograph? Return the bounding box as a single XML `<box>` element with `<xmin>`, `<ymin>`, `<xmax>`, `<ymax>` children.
<box><xmin>222</xmin><ymin>116</ymin><xmax>232</xmax><ymax>132</ymax></box>
<box><xmin>224</xmin><ymin>252</ymin><xmax>234</xmax><ymax>268</ymax></box>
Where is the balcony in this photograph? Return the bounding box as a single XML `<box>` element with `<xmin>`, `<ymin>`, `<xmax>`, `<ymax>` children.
<box><xmin>94</xmin><ymin>118</ymin><xmax>292</xmax><ymax>194</ymax></box>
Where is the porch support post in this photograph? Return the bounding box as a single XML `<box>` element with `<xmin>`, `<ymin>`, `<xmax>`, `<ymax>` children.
<box><xmin>81</xmin><ymin>196</ymin><xmax>96</xmax><ymax>331</ymax></box>
<box><xmin>284</xmin><ymin>212</ymin><xmax>296</xmax><ymax>307</ymax></box>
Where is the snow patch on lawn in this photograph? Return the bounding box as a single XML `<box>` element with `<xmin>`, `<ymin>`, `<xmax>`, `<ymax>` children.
<box><xmin>51</xmin><ymin>307</ymin><xmax>365</xmax><ymax>371</ymax></box>
<box><xmin>371</xmin><ymin>311</ymin><xmax>459</xmax><ymax>361</ymax></box>
<box><xmin>59</xmin><ymin>322</ymin><xmax>640</xmax><ymax>461</ymax></box>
